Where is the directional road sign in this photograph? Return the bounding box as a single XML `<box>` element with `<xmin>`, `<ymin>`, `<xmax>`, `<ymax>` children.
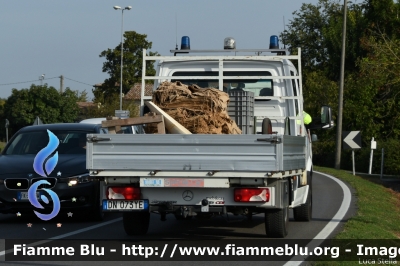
<box><xmin>343</xmin><ymin>131</ymin><xmax>362</xmax><ymax>150</ymax></box>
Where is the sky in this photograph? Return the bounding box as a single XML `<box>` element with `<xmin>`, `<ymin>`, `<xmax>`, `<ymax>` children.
<box><xmin>0</xmin><ymin>0</ymin><xmax>321</xmax><ymax>101</ymax></box>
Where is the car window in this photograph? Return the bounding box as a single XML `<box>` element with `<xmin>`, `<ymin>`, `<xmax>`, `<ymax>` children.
<box><xmin>5</xmin><ymin>130</ymin><xmax>94</xmax><ymax>155</ymax></box>
<box><xmin>100</xmin><ymin>126</ymin><xmax>144</xmax><ymax>134</ymax></box>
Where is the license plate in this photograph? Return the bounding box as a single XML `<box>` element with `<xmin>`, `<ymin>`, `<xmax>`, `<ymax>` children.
<box><xmin>17</xmin><ymin>191</ymin><xmax>40</xmax><ymax>200</ymax></box>
<box><xmin>102</xmin><ymin>200</ymin><xmax>149</xmax><ymax>211</ymax></box>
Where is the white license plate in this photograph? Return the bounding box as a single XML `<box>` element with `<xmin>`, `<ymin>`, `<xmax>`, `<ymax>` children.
<box><xmin>102</xmin><ymin>200</ymin><xmax>148</xmax><ymax>211</ymax></box>
<box><xmin>17</xmin><ymin>191</ymin><xmax>40</xmax><ymax>200</ymax></box>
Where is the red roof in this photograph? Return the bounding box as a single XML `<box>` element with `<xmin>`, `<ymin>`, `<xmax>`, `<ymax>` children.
<box><xmin>77</xmin><ymin>102</ymin><xmax>97</xmax><ymax>109</ymax></box>
<box><xmin>124</xmin><ymin>83</ymin><xmax>154</xmax><ymax>100</ymax></box>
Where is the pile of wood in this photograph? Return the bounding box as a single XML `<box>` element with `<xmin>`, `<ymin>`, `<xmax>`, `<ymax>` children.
<box><xmin>150</xmin><ymin>81</ymin><xmax>241</xmax><ymax>134</ymax></box>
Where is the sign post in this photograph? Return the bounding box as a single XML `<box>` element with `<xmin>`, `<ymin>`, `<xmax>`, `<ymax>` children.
<box><xmin>368</xmin><ymin>137</ymin><xmax>376</xmax><ymax>174</ymax></box>
<box><xmin>343</xmin><ymin>131</ymin><xmax>362</xmax><ymax>175</ymax></box>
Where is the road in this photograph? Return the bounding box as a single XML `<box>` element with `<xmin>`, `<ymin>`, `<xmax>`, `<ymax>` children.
<box><xmin>0</xmin><ymin>171</ymin><xmax>355</xmax><ymax>266</ymax></box>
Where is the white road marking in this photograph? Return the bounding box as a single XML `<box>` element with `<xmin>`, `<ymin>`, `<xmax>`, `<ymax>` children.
<box><xmin>283</xmin><ymin>171</ymin><xmax>352</xmax><ymax>266</ymax></box>
<box><xmin>0</xmin><ymin>217</ymin><xmax>122</xmax><ymax>257</ymax></box>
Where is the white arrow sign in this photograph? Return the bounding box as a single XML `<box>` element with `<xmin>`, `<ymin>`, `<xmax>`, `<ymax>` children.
<box><xmin>343</xmin><ymin>131</ymin><xmax>361</xmax><ymax>149</ymax></box>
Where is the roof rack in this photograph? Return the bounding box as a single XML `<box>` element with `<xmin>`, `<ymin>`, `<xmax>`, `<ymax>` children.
<box><xmin>170</xmin><ymin>48</ymin><xmax>289</xmax><ymax>56</ymax></box>
<box><xmin>140</xmin><ymin>48</ymin><xmax>305</xmax><ymax>132</ymax></box>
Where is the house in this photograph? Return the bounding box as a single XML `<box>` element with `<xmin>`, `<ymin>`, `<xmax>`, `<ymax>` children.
<box><xmin>76</xmin><ymin>102</ymin><xmax>99</xmax><ymax>110</ymax></box>
<box><xmin>124</xmin><ymin>83</ymin><xmax>154</xmax><ymax>104</ymax></box>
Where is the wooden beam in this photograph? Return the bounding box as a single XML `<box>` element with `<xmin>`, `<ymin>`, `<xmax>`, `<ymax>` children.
<box><xmin>145</xmin><ymin>101</ymin><xmax>192</xmax><ymax>134</ymax></box>
<box><xmin>101</xmin><ymin>115</ymin><xmax>166</xmax><ymax>134</ymax></box>
<box><xmin>101</xmin><ymin>115</ymin><xmax>164</xmax><ymax>127</ymax></box>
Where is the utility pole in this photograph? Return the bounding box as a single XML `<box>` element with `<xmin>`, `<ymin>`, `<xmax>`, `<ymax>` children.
<box><xmin>5</xmin><ymin>119</ymin><xmax>9</xmax><ymax>143</ymax></box>
<box><xmin>113</xmin><ymin>5</ymin><xmax>132</xmax><ymax>111</ymax></box>
<box><xmin>59</xmin><ymin>75</ymin><xmax>64</xmax><ymax>94</ymax></box>
<box><xmin>334</xmin><ymin>0</ymin><xmax>348</xmax><ymax>169</ymax></box>
<box><xmin>39</xmin><ymin>74</ymin><xmax>45</xmax><ymax>86</ymax></box>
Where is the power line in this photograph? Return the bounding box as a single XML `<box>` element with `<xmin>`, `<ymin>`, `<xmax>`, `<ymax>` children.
<box><xmin>0</xmin><ymin>76</ymin><xmax>94</xmax><ymax>87</ymax></box>
<box><xmin>0</xmin><ymin>76</ymin><xmax>59</xmax><ymax>86</ymax></box>
<box><xmin>64</xmin><ymin>77</ymin><xmax>93</xmax><ymax>87</ymax></box>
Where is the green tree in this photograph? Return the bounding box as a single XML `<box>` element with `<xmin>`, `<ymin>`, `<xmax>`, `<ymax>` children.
<box><xmin>76</xmin><ymin>90</ymin><xmax>88</xmax><ymax>102</ymax></box>
<box><xmin>3</xmin><ymin>84</ymin><xmax>80</xmax><ymax>134</ymax></box>
<box><xmin>281</xmin><ymin>0</ymin><xmax>365</xmax><ymax>78</ymax></box>
<box><xmin>281</xmin><ymin>0</ymin><xmax>400</xmax><ymax>173</ymax></box>
<box><xmin>96</xmin><ymin>31</ymin><xmax>158</xmax><ymax>103</ymax></box>
<box><xmin>355</xmin><ymin>32</ymin><xmax>400</xmax><ymax>139</ymax></box>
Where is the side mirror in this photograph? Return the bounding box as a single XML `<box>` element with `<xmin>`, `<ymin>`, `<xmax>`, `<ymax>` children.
<box><xmin>308</xmin><ymin>105</ymin><xmax>334</xmax><ymax>130</ymax></box>
<box><xmin>321</xmin><ymin>106</ymin><xmax>330</xmax><ymax>124</ymax></box>
<box><xmin>320</xmin><ymin>105</ymin><xmax>333</xmax><ymax>129</ymax></box>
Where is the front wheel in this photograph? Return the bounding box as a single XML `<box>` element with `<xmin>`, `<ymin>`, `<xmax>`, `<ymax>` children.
<box><xmin>123</xmin><ymin>212</ymin><xmax>150</xmax><ymax>236</ymax></box>
<box><xmin>294</xmin><ymin>170</ymin><xmax>313</xmax><ymax>221</ymax></box>
<box><xmin>265</xmin><ymin>206</ymin><xmax>289</xmax><ymax>238</ymax></box>
<box><xmin>293</xmin><ymin>186</ymin><xmax>312</xmax><ymax>221</ymax></box>
<box><xmin>89</xmin><ymin>183</ymin><xmax>104</xmax><ymax>221</ymax></box>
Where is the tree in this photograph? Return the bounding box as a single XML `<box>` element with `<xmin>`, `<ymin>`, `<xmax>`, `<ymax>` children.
<box><xmin>3</xmin><ymin>84</ymin><xmax>80</xmax><ymax>134</ymax></box>
<box><xmin>281</xmin><ymin>0</ymin><xmax>365</xmax><ymax>78</ymax></box>
<box><xmin>280</xmin><ymin>0</ymin><xmax>400</xmax><ymax>172</ymax></box>
<box><xmin>76</xmin><ymin>90</ymin><xmax>88</xmax><ymax>102</ymax></box>
<box><xmin>96</xmin><ymin>31</ymin><xmax>159</xmax><ymax>103</ymax></box>
<box><xmin>355</xmin><ymin>32</ymin><xmax>400</xmax><ymax>139</ymax></box>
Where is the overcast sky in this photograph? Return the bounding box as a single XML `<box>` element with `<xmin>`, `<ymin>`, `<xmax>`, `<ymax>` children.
<box><xmin>0</xmin><ymin>0</ymin><xmax>321</xmax><ymax>101</ymax></box>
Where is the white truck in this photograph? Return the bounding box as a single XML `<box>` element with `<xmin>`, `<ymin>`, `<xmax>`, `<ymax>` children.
<box><xmin>86</xmin><ymin>36</ymin><xmax>333</xmax><ymax>238</ymax></box>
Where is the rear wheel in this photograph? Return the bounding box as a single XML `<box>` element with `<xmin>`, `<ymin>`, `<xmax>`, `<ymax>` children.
<box><xmin>265</xmin><ymin>206</ymin><xmax>289</xmax><ymax>238</ymax></box>
<box><xmin>123</xmin><ymin>212</ymin><xmax>150</xmax><ymax>235</ymax></box>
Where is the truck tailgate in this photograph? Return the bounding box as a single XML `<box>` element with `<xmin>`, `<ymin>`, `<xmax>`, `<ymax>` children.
<box><xmin>86</xmin><ymin>134</ymin><xmax>306</xmax><ymax>173</ymax></box>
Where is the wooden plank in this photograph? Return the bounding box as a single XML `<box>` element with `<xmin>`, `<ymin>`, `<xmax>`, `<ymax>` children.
<box><xmin>101</xmin><ymin>115</ymin><xmax>166</xmax><ymax>134</ymax></box>
<box><xmin>157</xmin><ymin>115</ymin><xmax>165</xmax><ymax>134</ymax></box>
<box><xmin>101</xmin><ymin>115</ymin><xmax>164</xmax><ymax>127</ymax></box>
<box><xmin>145</xmin><ymin>101</ymin><xmax>192</xmax><ymax>134</ymax></box>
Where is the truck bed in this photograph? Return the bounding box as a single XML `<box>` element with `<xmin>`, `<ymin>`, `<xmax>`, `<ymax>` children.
<box><xmin>86</xmin><ymin>134</ymin><xmax>306</xmax><ymax>175</ymax></box>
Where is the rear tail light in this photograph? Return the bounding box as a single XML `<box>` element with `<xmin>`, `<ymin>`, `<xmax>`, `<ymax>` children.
<box><xmin>107</xmin><ymin>186</ymin><xmax>141</xmax><ymax>200</ymax></box>
<box><xmin>234</xmin><ymin>188</ymin><xmax>270</xmax><ymax>202</ymax></box>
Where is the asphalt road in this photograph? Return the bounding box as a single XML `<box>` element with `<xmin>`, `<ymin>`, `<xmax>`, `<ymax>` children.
<box><xmin>0</xmin><ymin>171</ymin><xmax>355</xmax><ymax>266</ymax></box>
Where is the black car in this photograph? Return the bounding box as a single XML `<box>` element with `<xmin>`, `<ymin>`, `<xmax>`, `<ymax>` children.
<box><xmin>0</xmin><ymin>123</ymin><xmax>104</xmax><ymax>220</ymax></box>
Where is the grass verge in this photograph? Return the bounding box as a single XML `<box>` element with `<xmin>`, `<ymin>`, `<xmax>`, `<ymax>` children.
<box><xmin>309</xmin><ymin>166</ymin><xmax>400</xmax><ymax>265</ymax></box>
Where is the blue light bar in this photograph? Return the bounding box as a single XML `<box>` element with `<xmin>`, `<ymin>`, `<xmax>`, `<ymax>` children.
<box><xmin>181</xmin><ymin>36</ymin><xmax>190</xmax><ymax>50</ymax></box>
<box><xmin>269</xmin><ymin>35</ymin><xmax>279</xmax><ymax>49</ymax></box>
